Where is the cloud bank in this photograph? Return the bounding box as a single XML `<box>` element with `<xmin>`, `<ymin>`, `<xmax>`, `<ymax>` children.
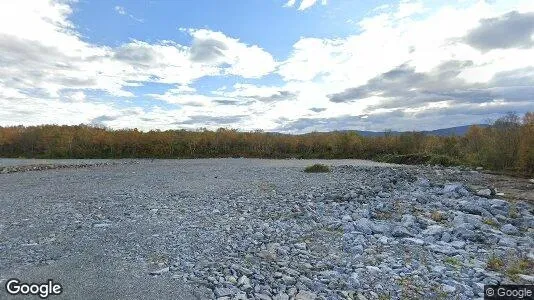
<box><xmin>0</xmin><ymin>0</ymin><xmax>533</xmax><ymax>132</ymax></box>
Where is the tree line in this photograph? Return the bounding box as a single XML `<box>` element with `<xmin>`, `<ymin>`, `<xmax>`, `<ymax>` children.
<box><xmin>0</xmin><ymin>112</ymin><xmax>532</xmax><ymax>176</ymax></box>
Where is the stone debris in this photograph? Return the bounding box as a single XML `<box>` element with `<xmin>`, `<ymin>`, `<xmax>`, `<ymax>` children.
<box><xmin>1</xmin><ymin>159</ymin><xmax>532</xmax><ymax>299</ymax></box>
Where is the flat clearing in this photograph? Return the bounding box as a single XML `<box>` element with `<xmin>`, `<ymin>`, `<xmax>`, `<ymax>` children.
<box><xmin>0</xmin><ymin>159</ymin><xmax>532</xmax><ymax>299</ymax></box>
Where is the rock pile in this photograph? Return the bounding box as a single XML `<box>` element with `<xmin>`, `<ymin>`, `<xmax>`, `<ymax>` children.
<box><xmin>165</xmin><ymin>166</ymin><xmax>533</xmax><ymax>299</ymax></box>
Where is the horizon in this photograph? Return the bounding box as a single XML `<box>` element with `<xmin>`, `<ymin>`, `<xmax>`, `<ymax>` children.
<box><xmin>1</xmin><ymin>0</ymin><xmax>534</xmax><ymax>133</ymax></box>
<box><xmin>0</xmin><ymin>122</ymin><xmax>492</xmax><ymax>136</ymax></box>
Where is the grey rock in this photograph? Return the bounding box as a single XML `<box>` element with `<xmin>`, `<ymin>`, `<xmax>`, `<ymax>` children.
<box><xmin>518</xmin><ymin>274</ymin><xmax>534</xmax><ymax>282</ymax></box>
<box><xmin>498</xmin><ymin>236</ymin><xmax>517</xmax><ymax>247</ymax></box>
<box><xmin>241</xmin><ymin>284</ymin><xmax>252</xmax><ymax>291</ymax></box>
<box><xmin>401</xmin><ymin>214</ymin><xmax>417</xmax><ymax>228</ymax></box>
<box><xmin>443</xmin><ymin>184</ymin><xmax>462</xmax><ymax>194</ymax></box>
<box><xmin>255</xmin><ymin>293</ymin><xmax>272</xmax><ymax>300</ymax></box>
<box><xmin>378</xmin><ymin>236</ymin><xmax>389</xmax><ymax>244</ymax></box>
<box><xmin>422</xmin><ymin>225</ymin><xmax>445</xmax><ymax>236</ymax></box>
<box><xmin>287</xmin><ymin>287</ymin><xmax>298</xmax><ymax>297</ymax></box>
<box><xmin>294</xmin><ymin>242</ymin><xmax>307</xmax><ymax>250</ymax></box>
<box><xmin>295</xmin><ymin>290</ymin><xmax>317</xmax><ymax>300</ymax></box>
<box><xmin>392</xmin><ymin>226</ymin><xmax>412</xmax><ymax>238</ymax></box>
<box><xmin>432</xmin><ymin>265</ymin><xmax>447</xmax><ymax>273</ymax></box>
<box><xmin>370</xmin><ymin>222</ymin><xmax>390</xmax><ymax>234</ymax></box>
<box><xmin>450</xmin><ymin>240</ymin><xmax>466</xmax><ymax>249</ymax></box>
<box><xmin>402</xmin><ymin>237</ymin><xmax>425</xmax><ymax>245</ymax></box>
<box><xmin>233</xmin><ymin>292</ymin><xmax>247</xmax><ymax>300</ymax></box>
<box><xmin>441</xmin><ymin>232</ymin><xmax>452</xmax><ymax>242</ymax></box>
<box><xmin>93</xmin><ymin>223</ymin><xmax>112</xmax><ymax>228</ymax></box>
<box><xmin>500</xmin><ymin>224</ymin><xmax>519</xmax><ymax>235</ymax></box>
<box><xmin>417</xmin><ymin>177</ymin><xmax>430</xmax><ymax>187</ymax></box>
<box><xmin>366</xmin><ymin>266</ymin><xmax>380</xmax><ymax>274</ymax></box>
<box><xmin>356</xmin><ymin>293</ymin><xmax>368</xmax><ymax>300</ymax></box>
<box><xmin>282</xmin><ymin>275</ymin><xmax>296</xmax><ymax>285</ymax></box>
<box><xmin>476</xmin><ymin>189</ymin><xmax>492</xmax><ymax>197</ymax></box>
<box><xmin>443</xmin><ymin>184</ymin><xmax>469</xmax><ymax>197</ymax></box>
<box><xmin>215</xmin><ymin>287</ymin><xmax>235</xmax><ymax>298</ymax></box>
<box><xmin>353</xmin><ymin>218</ymin><xmax>373</xmax><ymax>234</ymax></box>
<box><xmin>237</xmin><ymin>275</ymin><xmax>250</xmax><ymax>287</ymax></box>
<box><xmin>442</xmin><ymin>284</ymin><xmax>456</xmax><ymax>293</ymax></box>
<box><xmin>149</xmin><ymin>267</ymin><xmax>170</xmax><ymax>276</ymax></box>
<box><xmin>273</xmin><ymin>293</ymin><xmax>290</xmax><ymax>300</ymax></box>
<box><xmin>427</xmin><ymin>244</ymin><xmax>459</xmax><ymax>255</ymax></box>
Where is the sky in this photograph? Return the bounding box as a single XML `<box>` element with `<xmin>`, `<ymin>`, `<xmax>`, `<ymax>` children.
<box><xmin>0</xmin><ymin>0</ymin><xmax>533</xmax><ymax>133</ymax></box>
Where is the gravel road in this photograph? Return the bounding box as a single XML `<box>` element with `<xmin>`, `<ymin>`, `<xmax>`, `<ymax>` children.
<box><xmin>0</xmin><ymin>159</ymin><xmax>532</xmax><ymax>300</ymax></box>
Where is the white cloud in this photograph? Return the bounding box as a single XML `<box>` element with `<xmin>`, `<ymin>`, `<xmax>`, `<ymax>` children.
<box><xmin>0</xmin><ymin>0</ymin><xmax>278</xmax><ymax>130</ymax></box>
<box><xmin>1</xmin><ymin>0</ymin><xmax>534</xmax><ymax>132</ymax></box>
<box><xmin>395</xmin><ymin>0</ymin><xmax>425</xmax><ymax>19</ymax></box>
<box><xmin>187</xmin><ymin>29</ymin><xmax>277</xmax><ymax>78</ymax></box>
<box><xmin>284</xmin><ymin>0</ymin><xmax>296</xmax><ymax>8</ymax></box>
<box><xmin>0</xmin><ymin>97</ymin><xmax>114</xmax><ymax>127</ymax></box>
<box><xmin>299</xmin><ymin>0</ymin><xmax>318</xmax><ymax>10</ymax></box>
<box><xmin>273</xmin><ymin>0</ymin><xmax>534</xmax><ymax>131</ymax></box>
<box><xmin>63</xmin><ymin>90</ymin><xmax>86</xmax><ymax>103</ymax></box>
<box><xmin>114</xmin><ymin>5</ymin><xmax>143</xmax><ymax>22</ymax></box>
<box><xmin>114</xmin><ymin>6</ymin><xmax>126</xmax><ymax>15</ymax></box>
<box><xmin>283</xmin><ymin>0</ymin><xmax>326</xmax><ymax>10</ymax></box>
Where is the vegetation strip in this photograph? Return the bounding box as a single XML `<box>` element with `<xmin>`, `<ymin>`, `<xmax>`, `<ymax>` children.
<box><xmin>0</xmin><ymin>112</ymin><xmax>532</xmax><ymax>176</ymax></box>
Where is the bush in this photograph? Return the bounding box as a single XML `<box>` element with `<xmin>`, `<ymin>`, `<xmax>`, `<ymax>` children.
<box><xmin>377</xmin><ymin>153</ymin><xmax>459</xmax><ymax>166</ymax></box>
<box><xmin>376</xmin><ymin>153</ymin><xmax>428</xmax><ymax>165</ymax></box>
<box><xmin>1</xmin><ymin>111</ymin><xmax>532</xmax><ymax>176</ymax></box>
<box><xmin>304</xmin><ymin>164</ymin><xmax>331</xmax><ymax>173</ymax></box>
<box><xmin>427</xmin><ymin>154</ymin><xmax>461</xmax><ymax>167</ymax></box>
<box><xmin>486</xmin><ymin>255</ymin><xmax>505</xmax><ymax>271</ymax></box>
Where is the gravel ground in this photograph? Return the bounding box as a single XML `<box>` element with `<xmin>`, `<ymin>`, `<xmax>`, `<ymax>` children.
<box><xmin>0</xmin><ymin>159</ymin><xmax>532</xmax><ymax>300</ymax></box>
<box><xmin>0</xmin><ymin>159</ymin><xmax>124</xmax><ymax>168</ymax></box>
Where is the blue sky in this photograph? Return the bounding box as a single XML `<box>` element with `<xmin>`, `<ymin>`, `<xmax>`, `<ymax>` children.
<box><xmin>0</xmin><ymin>0</ymin><xmax>533</xmax><ymax>132</ymax></box>
<box><xmin>74</xmin><ymin>0</ymin><xmax>365</xmax><ymax>57</ymax></box>
<box><xmin>73</xmin><ymin>0</ymin><xmax>369</xmax><ymax>98</ymax></box>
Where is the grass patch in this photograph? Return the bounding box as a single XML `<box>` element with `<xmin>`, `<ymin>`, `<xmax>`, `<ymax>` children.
<box><xmin>147</xmin><ymin>253</ymin><xmax>169</xmax><ymax>266</ymax></box>
<box><xmin>506</xmin><ymin>258</ymin><xmax>532</xmax><ymax>281</ymax></box>
<box><xmin>444</xmin><ymin>257</ymin><xmax>461</xmax><ymax>267</ymax></box>
<box><xmin>486</xmin><ymin>253</ymin><xmax>533</xmax><ymax>281</ymax></box>
<box><xmin>487</xmin><ymin>255</ymin><xmax>505</xmax><ymax>271</ymax></box>
<box><xmin>508</xmin><ymin>203</ymin><xmax>519</xmax><ymax>219</ymax></box>
<box><xmin>373</xmin><ymin>211</ymin><xmax>393</xmax><ymax>220</ymax></box>
<box><xmin>304</xmin><ymin>164</ymin><xmax>331</xmax><ymax>173</ymax></box>
<box><xmin>483</xmin><ymin>218</ymin><xmax>499</xmax><ymax>227</ymax></box>
<box><xmin>431</xmin><ymin>211</ymin><xmax>446</xmax><ymax>223</ymax></box>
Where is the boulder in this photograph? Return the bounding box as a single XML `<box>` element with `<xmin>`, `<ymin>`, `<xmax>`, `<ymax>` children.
<box><xmin>476</xmin><ymin>189</ymin><xmax>492</xmax><ymax>197</ymax></box>
<box><xmin>500</xmin><ymin>224</ymin><xmax>519</xmax><ymax>235</ymax></box>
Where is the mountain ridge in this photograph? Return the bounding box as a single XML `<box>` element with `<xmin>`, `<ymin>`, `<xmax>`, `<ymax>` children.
<box><xmin>353</xmin><ymin>124</ymin><xmax>489</xmax><ymax>137</ymax></box>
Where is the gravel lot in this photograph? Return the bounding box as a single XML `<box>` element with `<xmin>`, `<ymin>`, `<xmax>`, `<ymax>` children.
<box><xmin>0</xmin><ymin>159</ymin><xmax>532</xmax><ymax>300</ymax></box>
<box><xmin>0</xmin><ymin>159</ymin><xmax>124</xmax><ymax>168</ymax></box>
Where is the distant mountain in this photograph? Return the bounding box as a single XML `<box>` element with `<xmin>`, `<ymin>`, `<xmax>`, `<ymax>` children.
<box><xmin>354</xmin><ymin>124</ymin><xmax>489</xmax><ymax>137</ymax></box>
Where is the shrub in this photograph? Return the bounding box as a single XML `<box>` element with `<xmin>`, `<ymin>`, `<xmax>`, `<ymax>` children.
<box><xmin>377</xmin><ymin>153</ymin><xmax>459</xmax><ymax>167</ymax></box>
<box><xmin>444</xmin><ymin>257</ymin><xmax>461</xmax><ymax>267</ymax></box>
<box><xmin>486</xmin><ymin>253</ymin><xmax>532</xmax><ymax>281</ymax></box>
<box><xmin>1</xmin><ymin>111</ymin><xmax>532</xmax><ymax>176</ymax></box>
<box><xmin>430</xmin><ymin>211</ymin><xmax>445</xmax><ymax>222</ymax></box>
<box><xmin>304</xmin><ymin>164</ymin><xmax>331</xmax><ymax>173</ymax></box>
<box><xmin>483</xmin><ymin>218</ymin><xmax>498</xmax><ymax>227</ymax></box>
<box><xmin>506</xmin><ymin>258</ymin><xmax>532</xmax><ymax>281</ymax></box>
<box><xmin>486</xmin><ymin>255</ymin><xmax>505</xmax><ymax>271</ymax></box>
